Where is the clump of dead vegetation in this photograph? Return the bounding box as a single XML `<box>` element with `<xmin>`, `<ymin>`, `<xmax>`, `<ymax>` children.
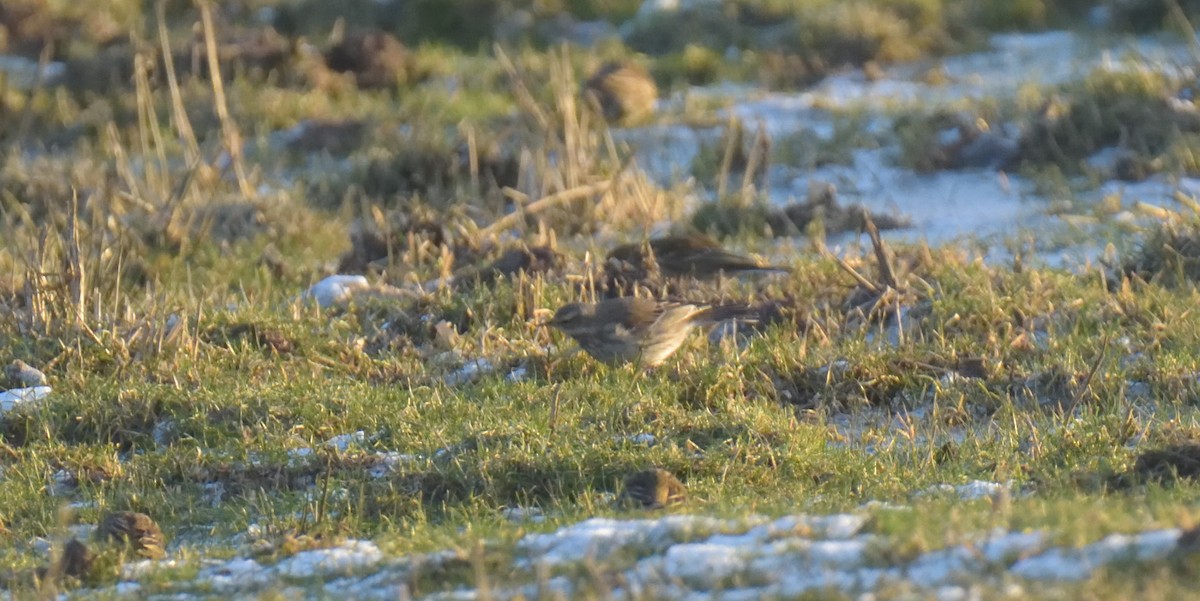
<box><xmin>1121</xmin><ymin>197</ymin><xmax>1200</xmax><ymax>286</ymax></box>
<box><xmin>1015</xmin><ymin>69</ymin><xmax>1200</xmax><ymax>176</ymax></box>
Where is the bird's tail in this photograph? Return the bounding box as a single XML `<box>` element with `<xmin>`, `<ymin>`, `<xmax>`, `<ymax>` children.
<box><xmin>692</xmin><ymin>249</ymin><xmax>792</xmax><ymax>275</ymax></box>
<box><xmin>696</xmin><ymin>303</ymin><xmax>761</xmax><ymax>324</ymax></box>
<box><xmin>750</xmin><ymin>264</ymin><xmax>791</xmax><ymax>274</ymax></box>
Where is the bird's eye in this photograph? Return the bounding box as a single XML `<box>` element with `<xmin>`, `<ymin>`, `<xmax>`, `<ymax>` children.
<box><xmin>553</xmin><ymin>306</ymin><xmax>579</xmax><ymax>323</ymax></box>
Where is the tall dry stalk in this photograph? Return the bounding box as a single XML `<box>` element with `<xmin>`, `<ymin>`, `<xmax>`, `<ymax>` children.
<box><xmin>198</xmin><ymin>0</ymin><xmax>255</xmax><ymax>200</ymax></box>
<box><xmin>490</xmin><ymin>45</ymin><xmax>683</xmax><ymax>237</ymax></box>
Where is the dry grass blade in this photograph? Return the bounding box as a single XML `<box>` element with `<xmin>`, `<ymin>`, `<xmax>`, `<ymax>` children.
<box><xmin>864</xmin><ymin>213</ymin><xmax>899</xmax><ymax>290</ymax></box>
<box><xmin>826</xmin><ymin>250</ymin><xmax>880</xmax><ymax>294</ymax></box>
<box><xmin>1174</xmin><ymin>191</ymin><xmax>1200</xmax><ymax>215</ymax></box>
<box><xmin>483</xmin><ymin>181</ymin><xmax>614</xmax><ymax>237</ymax></box>
<box><xmin>741</xmin><ymin>120</ymin><xmax>769</xmax><ymax>194</ymax></box>
<box><xmin>157</xmin><ymin>0</ymin><xmax>201</xmax><ymax>163</ymax></box>
<box><xmin>198</xmin><ymin>0</ymin><xmax>254</xmax><ymax>200</ymax></box>
<box><xmin>14</xmin><ymin>41</ymin><xmax>55</xmax><ymax>142</ymax></box>
<box><xmin>716</xmin><ymin>115</ymin><xmax>739</xmax><ymax>201</ymax></box>
<box><xmin>494</xmin><ymin>44</ymin><xmax>550</xmax><ymax>132</ymax></box>
<box><xmin>1064</xmin><ymin>330</ymin><xmax>1112</xmax><ymax>415</ymax></box>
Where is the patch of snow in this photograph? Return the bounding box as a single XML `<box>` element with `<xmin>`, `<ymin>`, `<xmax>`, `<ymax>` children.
<box><xmin>517</xmin><ymin>515</ymin><xmax>731</xmax><ymax>567</ymax></box>
<box><xmin>326</xmin><ymin>431</ymin><xmax>367</xmax><ymax>452</ymax></box>
<box><xmin>288</xmin><ymin>447</ymin><xmax>314</xmax><ymax>466</ymax></box>
<box><xmin>920</xmin><ymin>480</ymin><xmax>1012</xmax><ymax>501</ymax></box>
<box><xmin>86</xmin><ymin>513</ymin><xmax>1186</xmax><ymax>598</ymax></box>
<box><xmin>121</xmin><ymin>558</ymin><xmax>180</xmax><ymax>579</ymax></box>
<box><xmin>0</xmin><ymin>386</ymin><xmax>51</xmax><ymax>413</ymax></box>
<box><xmin>658</xmin><ymin>542</ymin><xmax>748</xmax><ymax>588</ymax></box>
<box><xmin>275</xmin><ymin>540</ymin><xmax>384</xmax><ymax>579</ymax></box>
<box><xmin>632</xmin><ymin>0</ymin><xmax>720</xmax><ymax>19</ymax></box>
<box><xmin>368</xmin><ymin>452</ymin><xmax>417</xmax><ymax>478</ymax></box>
<box><xmin>979</xmin><ymin>529</ymin><xmax>1047</xmax><ymax>563</ymax></box>
<box><xmin>1011</xmin><ymin>528</ymin><xmax>1180</xmax><ymax>580</ymax></box>
<box><xmin>506</xmin><ymin>365</ymin><xmax>529</xmax><ymax>382</ymax></box>
<box><xmin>955</xmin><ymin>480</ymin><xmax>1012</xmax><ymax>501</ymax></box>
<box><xmin>501</xmin><ymin>506</ymin><xmax>547</xmax><ymax>524</ymax></box>
<box><xmin>113</xmin><ymin>582</ymin><xmax>142</xmax><ymax>595</ymax></box>
<box><xmin>304</xmin><ymin>275</ymin><xmax>370</xmax><ymax>308</ymax></box>
<box><xmin>0</xmin><ymin>55</ymin><xmax>66</xmax><ymax>90</ymax></box>
<box><xmin>203</xmin><ymin>481</ymin><xmax>226</xmax><ymax>507</ymax></box>
<box><xmin>612</xmin><ymin>31</ymin><xmax>1200</xmax><ymax>267</ymax></box>
<box><xmin>444</xmin><ymin>358</ymin><xmax>495</xmax><ymax>386</ymax></box>
<box><xmin>859</xmin><ymin>500</ymin><xmax>910</xmax><ymax>512</ymax></box>
<box><xmin>198</xmin><ymin>557</ymin><xmax>273</xmax><ymax>592</ymax></box>
<box><xmin>615</xmin><ymin>433</ymin><xmax>658</xmax><ymax>446</ymax></box>
<box><xmin>152</xmin><ymin>419</ymin><xmax>177</xmax><ymax>448</ymax></box>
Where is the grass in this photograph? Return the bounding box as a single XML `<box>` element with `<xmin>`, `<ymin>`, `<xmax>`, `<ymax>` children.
<box><xmin>7</xmin><ymin>211</ymin><xmax>1200</xmax><ymax>595</ymax></box>
<box><xmin>5</xmin><ymin>1</ymin><xmax>1200</xmax><ymax>598</ymax></box>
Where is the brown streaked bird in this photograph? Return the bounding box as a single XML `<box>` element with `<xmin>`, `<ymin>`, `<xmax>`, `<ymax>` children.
<box><xmin>98</xmin><ymin>511</ymin><xmax>165</xmax><ymax>559</ymax></box>
<box><xmin>546</xmin><ymin>297</ymin><xmax>755</xmax><ymax>368</ymax></box>
<box><xmin>607</xmin><ymin>233</ymin><xmax>790</xmax><ymax>280</ymax></box>
<box><xmin>584</xmin><ymin>61</ymin><xmax>658</xmax><ymax>124</ymax></box>
<box><xmin>57</xmin><ymin>538</ymin><xmax>94</xmax><ymax>580</ymax></box>
<box><xmin>619</xmin><ymin>468</ymin><xmax>687</xmax><ymax>509</ymax></box>
<box><xmin>34</xmin><ymin>538</ymin><xmax>94</xmax><ymax>585</ymax></box>
<box><xmin>459</xmin><ymin>245</ymin><xmax>562</xmax><ymax>288</ymax></box>
<box><xmin>420</xmin><ymin>245</ymin><xmax>561</xmax><ymax>293</ymax></box>
<box><xmin>6</xmin><ymin>359</ymin><xmax>47</xmax><ymax>388</ymax></box>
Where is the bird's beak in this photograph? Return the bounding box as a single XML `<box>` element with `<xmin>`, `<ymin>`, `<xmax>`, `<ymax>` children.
<box><xmin>532</xmin><ymin>308</ymin><xmax>556</xmax><ymax>326</ymax></box>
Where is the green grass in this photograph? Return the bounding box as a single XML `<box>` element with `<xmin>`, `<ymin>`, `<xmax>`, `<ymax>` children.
<box><xmin>7</xmin><ymin>214</ymin><xmax>1200</xmax><ymax>595</ymax></box>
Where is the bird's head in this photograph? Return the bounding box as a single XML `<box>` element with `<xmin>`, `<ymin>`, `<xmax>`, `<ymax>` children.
<box><xmin>547</xmin><ymin>302</ymin><xmax>593</xmax><ymax>332</ymax></box>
